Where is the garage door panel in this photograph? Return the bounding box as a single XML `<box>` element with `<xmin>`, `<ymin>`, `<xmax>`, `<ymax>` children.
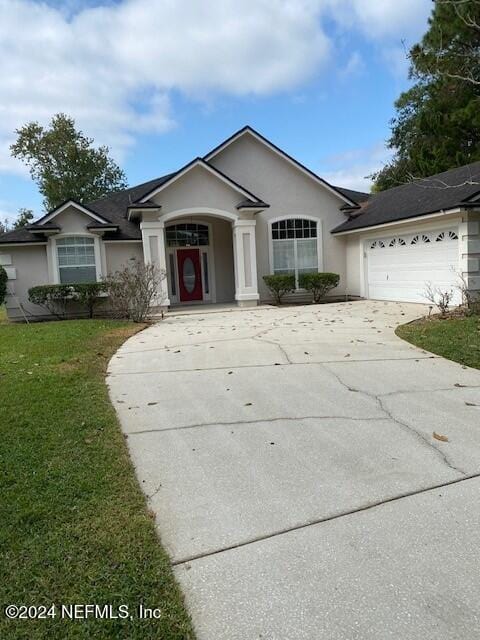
<box><xmin>366</xmin><ymin>228</ymin><xmax>460</xmax><ymax>304</ymax></box>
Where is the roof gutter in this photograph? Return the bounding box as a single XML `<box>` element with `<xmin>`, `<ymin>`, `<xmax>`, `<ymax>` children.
<box><xmin>331</xmin><ymin>206</ymin><xmax>470</xmax><ymax>236</ymax></box>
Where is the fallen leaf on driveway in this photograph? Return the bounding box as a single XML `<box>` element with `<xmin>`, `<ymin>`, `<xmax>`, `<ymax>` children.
<box><xmin>245</xmin><ymin>402</ymin><xmax>253</xmax><ymax>406</ymax></box>
<box><xmin>465</xmin><ymin>402</ymin><xmax>478</xmax><ymax>407</ymax></box>
<box><xmin>454</xmin><ymin>383</ymin><xmax>467</xmax><ymax>388</ymax></box>
<box><xmin>433</xmin><ymin>432</ymin><xmax>449</xmax><ymax>442</ymax></box>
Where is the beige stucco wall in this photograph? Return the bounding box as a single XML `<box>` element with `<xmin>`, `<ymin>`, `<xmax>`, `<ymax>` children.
<box><xmin>345</xmin><ymin>235</ymin><xmax>362</xmax><ymax>296</ymax></box>
<box><xmin>153</xmin><ymin>165</ymin><xmax>241</xmax><ymax>216</ymax></box>
<box><xmin>52</xmin><ymin>207</ymin><xmax>94</xmax><ymax>233</ymax></box>
<box><xmin>206</xmin><ymin>216</ymin><xmax>235</xmax><ymax>302</ymax></box>
<box><xmin>209</xmin><ymin>134</ymin><xmax>349</xmax><ymax>301</ymax></box>
<box><xmin>2</xmin><ymin>233</ymin><xmax>146</xmax><ymax>321</ymax></box>
<box><xmin>1</xmin><ymin>245</ymin><xmax>50</xmax><ymax>320</ymax></box>
<box><xmin>105</xmin><ymin>242</ymin><xmax>144</xmax><ymax>273</ymax></box>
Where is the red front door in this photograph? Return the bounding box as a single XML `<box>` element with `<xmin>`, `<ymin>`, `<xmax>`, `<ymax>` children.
<box><xmin>177</xmin><ymin>248</ymin><xmax>203</xmax><ymax>302</ymax></box>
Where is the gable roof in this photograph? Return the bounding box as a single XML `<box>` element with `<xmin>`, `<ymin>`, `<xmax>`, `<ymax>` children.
<box><xmin>37</xmin><ymin>199</ymin><xmax>113</xmax><ymax>225</ymax></box>
<box><xmin>204</xmin><ymin>126</ymin><xmax>359</xmax><ymax>207</ymax></box>
<box><xmin>332</xmin><ymin>161</ymin><xmax>480</xmax><ymax>234</ymax></box>
<box><xmin>0</xmin><ymin>157</ymin><xmax>267</xmax><ymax>244</ymax></box>
<box><xmin>138</xmin><ymin>157</ymin><xmax>266</xmax><ymax>204</ymax></box>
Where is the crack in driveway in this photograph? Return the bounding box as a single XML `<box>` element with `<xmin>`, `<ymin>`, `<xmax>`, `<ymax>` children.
<box><xmin>126</xmin><ymin>414</ymin><xmax>388</xmax><ymax>436</ymax></box>
<box><xmin>322</xmin><ymin>362</ymin><xmax>468</xmax><ymax>476</ymax></box>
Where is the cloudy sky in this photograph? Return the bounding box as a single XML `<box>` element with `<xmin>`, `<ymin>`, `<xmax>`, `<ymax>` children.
<box><xmin>0</xmin><ymin>0</ymin><xmax>432</xmax><ymax>221</ymax></box>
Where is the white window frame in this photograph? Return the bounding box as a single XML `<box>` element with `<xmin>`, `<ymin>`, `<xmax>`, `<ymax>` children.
<box><xmin>48</xmin><ymin>233</ymin><xmax>103</xmax><ymax>284</ymax></box>
<box><xmin>268</xmin><ymin>215</ymin><xmax>323</xmax><ymax>290</ymax></box>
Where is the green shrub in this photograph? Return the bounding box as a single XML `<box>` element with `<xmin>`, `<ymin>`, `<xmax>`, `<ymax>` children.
<box><xmin>28</xmin><ymin>282</ymin><xmax>106</xmax><ymax>319</ymax></box>
<box><xmin>298</xmin><ymin>272</ymin><xmax>340</xmax><ymax>303</ymax></box>
<box><xmin>29</xmin><ymin>284</ymin><xmax>72</xmax><ymax>318</ymax></box>
<box><xmin>72</xmin><ymin>282</ymin><xmax>106</xmax><ymax>318</ymax></box>
<box><xmin>0</xmin><ymin>266</ymin><xmax>7</xmax><ymax>306</ymax></box>
<box><xmin>263</xmin><ymin>274</ymin><xmax>295</xmax><ymax>304</ymax></box>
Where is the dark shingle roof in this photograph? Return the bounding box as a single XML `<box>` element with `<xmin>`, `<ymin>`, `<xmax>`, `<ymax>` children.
<box><xmin>0</xmin><ymin>159</ymin><xmax>269</xmax><ymax>244</ymax></box>
<box><xmin>236</xmin><ymin>198</ymin><xmax>270</xmax><ymax>209</ymax></box>
<box><xmin>0</xmin><ymin>227</ymin><xmax>47</xmax><ymax>244</ymax></box>
<box><xmin>334</xmin><ymin>186</ymin><xmax>370</xmax><ymax>204</ymax></box>
<box><xmin>0</xmin><ymin>173</ymin><xmax>176</xmax><ymax>244</ymax></box>
<box><xmin>332</xmin><ymin>162</ymin><xmax>480</xmax><ymax>234</ymax></box>
<box><xmin>86</xmin><ymin>173</ymin><xmax>176</xmax><ymax>240</ymax></box>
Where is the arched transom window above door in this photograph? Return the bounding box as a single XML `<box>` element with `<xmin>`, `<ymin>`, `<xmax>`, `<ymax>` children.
<box><xmin>166</xmin><ymin>223</ymin><xmax>209</xmax><ymax>247</ymax></box>
<box><xmin>271</xmin><ymin>218</ymin><xmax>319</xmax><ymax>288</ymax></box>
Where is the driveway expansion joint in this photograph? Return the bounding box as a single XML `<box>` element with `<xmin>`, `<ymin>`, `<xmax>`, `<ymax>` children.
<box><xmin>107</xmin><ymin>355</ymin><xmax>447</xmax><ymax>377</ymax></box>
<box><xmin>171</xmin><ymin>472</ymin><xmax>480</xmax><ymax>567</ymax></box>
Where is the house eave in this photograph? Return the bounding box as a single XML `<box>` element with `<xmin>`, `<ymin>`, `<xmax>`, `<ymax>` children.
<box><xmin>37</xmin><ymin>199</ymin><xmax>113</xmax><ymax>225</ymax></box>
<box><xmin>331</xmin><ymin>207</ymin><xmax>468</xmax><ymax>236</ymax></box>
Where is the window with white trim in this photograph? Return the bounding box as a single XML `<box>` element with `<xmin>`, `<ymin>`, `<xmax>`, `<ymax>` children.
<box><xmin>271</xmin><ymin>219</ymin><xmax>318</xmax><ymax>287</ymax></box>
<box><xmin>56</xmin><ymin>237</ymin><xmax>97</xmax><ymax>284</ymax></box>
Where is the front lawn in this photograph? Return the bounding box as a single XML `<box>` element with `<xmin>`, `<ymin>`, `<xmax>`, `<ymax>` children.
<box><xmin>396</xmin><ymin>316</ymin><xmax>480</xmax><ymax>370</ymax></box>
<box><xmin>0</xmin><ymin>320</ymin><xmax>194</xmax><ymax>639</ymax></box>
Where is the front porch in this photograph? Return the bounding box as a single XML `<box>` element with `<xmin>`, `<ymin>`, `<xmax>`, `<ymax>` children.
<box><xmin>140</xmin><ymin>208</ymin><xmax>260</xmax><ymax>309</ymax></box>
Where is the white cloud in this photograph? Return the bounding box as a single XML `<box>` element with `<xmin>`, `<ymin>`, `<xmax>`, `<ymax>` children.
<box><xmin>0</xmin><ymin>0</ymin><xmax>430</xmax><ymax>176</ymax></box>
<box><xmin>0</xmin><ymin>0</ymin><xmax>334</xmax><ymax>173</ymax></box>
<box><xmin>320</xmin><ymin>143</ymin><xmax>393</xmax><ymax>192</ymax></box>
<box><xmin>327</xmin><ymin>0</ymin><xmax>431</xmax><ymax>41</ymax></box>
<box><xmin>340</xmin><ymin>51</ymin><xmax>365</xmax><ymax>78</ymax></box>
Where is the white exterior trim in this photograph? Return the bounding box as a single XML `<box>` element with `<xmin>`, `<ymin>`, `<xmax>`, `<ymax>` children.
<box><xmin>233</xmin><ymin>219</ymin><xmax>259</xmax><ymax>303</ymax></box>
<box><xmin>204</xmin><ymin>127</ymin><xmax>356</xmax><ymax>206</ymax></box>
<box><xmin>0</xmin><ymin>242</ymin><xmax>47</xmax><ymax>247</ymax></box>
<box><xmin>139</xmin><ymin>159</ymin><xmax>260</xmax><ymax>203</ymax></box>
<box><xmin>333</xmin><ymin>208</ymin><xmax>465</xmax><ymax>236</ymax></box>
<box><xmin>40</xmin><ymin>201</ymin><xmax>110</xmax><ymax>225</ymax></box>
<box><xmin>267</xmin><ymin>214</ymin><xmax>324</xmax><ymax>289</ymax></box>
<box><xmin>102</xmin><ymin>240</ymin><xmax>143</xmax><ymax>244</ymax></box>
<box><xmin>140</xmin><ymin>220</ymin><xmax>170</xmax><ymax>306</ymax></box>
<box><xmin>160</xmin><ymin>207</ymin><xmax>239</xmax><ymax>224</ymax></box>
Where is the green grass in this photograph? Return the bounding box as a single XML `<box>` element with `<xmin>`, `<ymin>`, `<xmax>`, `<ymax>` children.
<box><xmin>0</xmin><ymin>319</ymin><xmax>194</xmax><ymax>640</ymax></box>
<box><xmin>0</xmin><ymin>304</ymin><xmax>7</xmax><ymax>323</ymax></box>
<box><xmin>396</xmin><ymin>316</ymin><xmax>480</xmax><ymax>370</ymax></box>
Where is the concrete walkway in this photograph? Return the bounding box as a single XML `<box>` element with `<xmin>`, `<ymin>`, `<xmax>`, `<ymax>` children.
<box><xmin>107</xmin><ymin>301</ymin><xmax>480</xmax><ymax>639</ymax></box>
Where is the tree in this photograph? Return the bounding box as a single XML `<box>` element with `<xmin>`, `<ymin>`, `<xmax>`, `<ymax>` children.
<box><xmin>0</xmin><ymin>218</ymin><xmax>9</xmax><ymax>234</ymax></box>
<box><xmin>11</xmin><ymin>114</ymin><xmax>128</xmax><ymax>211</ymax></box>
<box><xmin>373</xmin><ymin>0</ymin><xmax>480</xmax><ymax>191</ymax></box>
<box><xmin>13</xmin><ymin>208</ymin><xmax>34</xmax><ymax>229</ymax></box>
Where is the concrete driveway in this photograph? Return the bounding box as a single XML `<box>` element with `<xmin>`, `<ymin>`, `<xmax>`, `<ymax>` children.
<box><xmin>107</xmin><ymin>301</ymin><xmax>480</xmax><ymax>639</ymax></box>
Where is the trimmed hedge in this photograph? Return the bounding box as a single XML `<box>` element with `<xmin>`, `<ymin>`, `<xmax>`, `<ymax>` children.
<box><xmin>28</xmin><ymin>282</ymin><xmax>106</xmax><ymax>319</ymax></box>
<box><xmin>263</xmin><ymin>274</ymin><xmax>295</xmax><ymax>304</ymax></box>
<box><xmin>0</xmin><ymin>266</ymin><xmax>7</xmax><ymax>306</ymax></box>
<box><xmin>299</xmin><ymin>272</ymin><xmax>339</xmax><ymax>303</ymax></box>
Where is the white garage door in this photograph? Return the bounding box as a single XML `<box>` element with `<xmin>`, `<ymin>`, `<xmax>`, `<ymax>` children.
<box><xmin>366</xmin><ymin>228</ymin><xmax>460</xmax><ymax>304</ymax></box>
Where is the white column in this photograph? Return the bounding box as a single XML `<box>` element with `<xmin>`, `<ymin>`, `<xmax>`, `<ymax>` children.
<box><xmin>140</xmin><ymin>220</ymin><xmax>170</xmax><ymax>307</ymax></box>
<box><xmin>232</xmin><ymin>219</ymin><xmax>259</xmax><ymax>307</ymax></box>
